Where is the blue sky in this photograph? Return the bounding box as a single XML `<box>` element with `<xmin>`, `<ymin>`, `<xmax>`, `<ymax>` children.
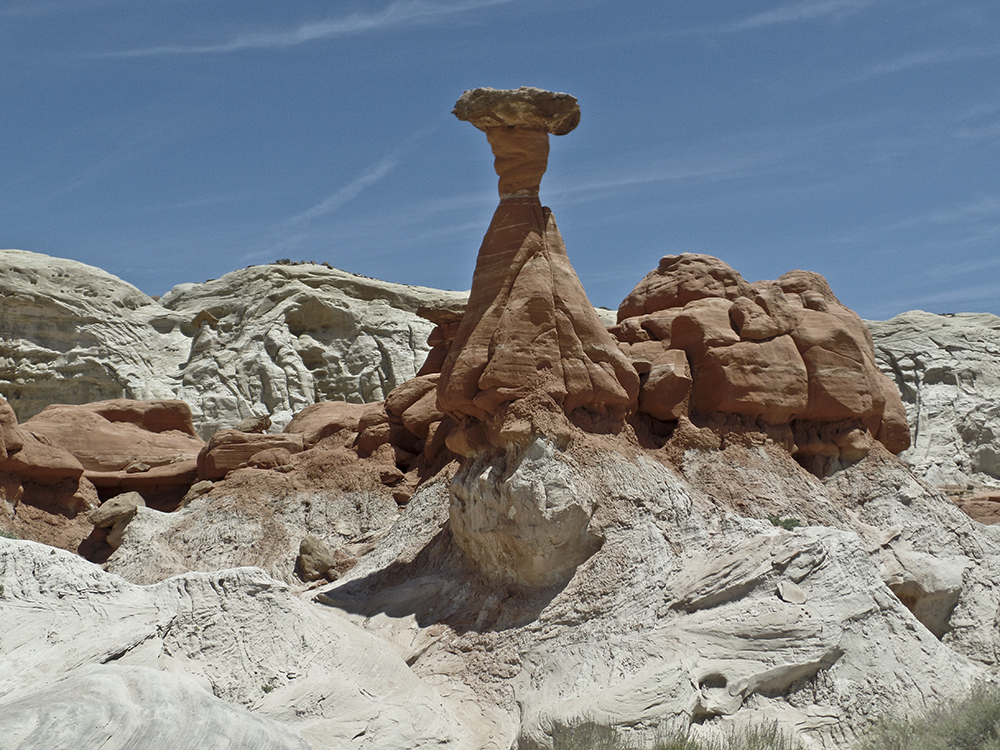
<box><xmin>2</xmin><ymin>0</ymin><xmax>998</xmax><ymax>319</ymax></box>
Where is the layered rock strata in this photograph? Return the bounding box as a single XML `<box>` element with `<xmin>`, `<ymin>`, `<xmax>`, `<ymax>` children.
<box><xmin>613</xmin><ymin>253</ymin><xmax>911</xmax><ymax>474</ymax></box>
<box><xmin>439</xmin><ymin>88</ymin><xmax>639</xmax><ymax>454</ymax></box>
<box><xmin>25</xmin><ymin>399</ymin><xmax>203</xmax><ymax>504</ymax></box>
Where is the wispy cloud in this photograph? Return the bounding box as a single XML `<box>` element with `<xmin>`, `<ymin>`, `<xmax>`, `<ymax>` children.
<box><xmin>108</xmin><ymin>0</ymin><xmax>519</xmax><ymax>56</ymax></box>
<box><xmin>47</xmin><ymin>123</ymin><xmax>171</xmax><ymax>200</ymax></box>
<box><xmin>289</xmin><ymin>155</ymin><xmax>400</xmax><ymax>224</ymax></box>
<box><xmin>0</xmin><ymin>0</ymin><xmax>120</xmax><ymax>18</ymax></box>
<box><xmin>286</xmin><ymin>125</ymin><xmax>439</xmax><ymax>225</ymax></box>
<box><xmin>725</xmin><ymin>0</ymin><xmax>871</xmax><ymax>32</ymax></box>
<box><xmin>546</xmin><ymin>153</ymin><xmax>775</xmax><ymax>205</ymax></box>
<box><xmin>856</xmin><ymin>45</ymin><xmax>1000</xmax><ymax>79</ymax></box>
<box><xmin>679</xmin><ymin>0</ymin><xmax>872</xmax><ymax>35</ymax></box>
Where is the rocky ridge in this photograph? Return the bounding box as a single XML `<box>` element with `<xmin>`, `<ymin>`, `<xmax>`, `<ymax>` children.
<box><xmin>0</xmin><ymin>249</ymin><xmax>466</xmax><ymax>438</ymax></box>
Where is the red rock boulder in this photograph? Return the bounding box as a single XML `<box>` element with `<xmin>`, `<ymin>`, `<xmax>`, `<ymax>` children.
<box><xmin>613</xmin><ymin>253</ymin><xmax>911</xmax><ymax>468</ymax></box>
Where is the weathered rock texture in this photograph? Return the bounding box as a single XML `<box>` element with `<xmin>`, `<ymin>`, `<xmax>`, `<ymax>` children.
<box><xmin>868</xmin><ymin>311</ymin><xmax>1000</xmax><ymax>489</ymax></box>
<box><xmin>0</xmin><ymin>538</ymin><xmax>474</xmax><ymax>749</ymax></box>
<box><xmin>7</xmin><ymin>86</ymin><xmax>1000</xmax><ymax>750</ymax></box>
<box><xmin>614</xmin><ymin>254</ymin><xmax>910</xmax><ymax>474</ymax></box>
<box><xmin>25</xmin><ymin>399</ymin><xmax>203</xmax><ymax>504</ymax></box>
<box><xmin>322</xmin><ymin>438</ymin><xmax>1000</xmax><ymax>750</ymax></box>
<box><xmin>439</xmin><ymin>88</ymin><xmax>638</xmax><ymax>455</ymax></box>
<box><xmin>0</xmin><ymin>395</ymin><xmax>99</xmax><ymax>552</ymax></box>
<box><xmin>0</xmin><ymin>249</ymin><xmax>466</xmax><ymax>438</ymax></box>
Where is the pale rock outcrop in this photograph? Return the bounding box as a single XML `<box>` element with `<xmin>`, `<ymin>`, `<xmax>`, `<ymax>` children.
<box><xmin>103</xmin><ymin>474</ymin><xmax>400</xmax><ymax>585</ymax></box>
<box><xmin>0</xmin><ymin>250</ymin><xmax>182</xmax><ymax>421</ymax></box>
<box><xmin>449</xmin><ymin>437</ymin><xmax>603</xmax><ymax>588</ymax></box>
<box><xmin>322</xmin><ymin>439</ymin><xmax>1000</xmax><ymax>750</ymax></box>
<box><xmin>162</xmin><ymin>262</ymin><xmax>466</xmax><ymax>437</ymax></box>
<box><xmin>868</xmin><ymin>311</ymin><xmax>1000</xmax><ymax>488</ymax></box>
<box><xmin>0</xmin><ymin>249</ymin><xmax>466</xmax><ymax>438</ymax></box>
<box><xmin>89</xmin><ymin>490</ymin><xmax>145</xmax><ymax>549</ymax></box>
<box><xmin>0</xmin><ymin>665</ymin><xmax>312</xmax><ymax>750</ymax></box>
<box><xmin>0</xmin><ymin>538</ymin><xmax>473</xmax><ymax>749</ymax></box>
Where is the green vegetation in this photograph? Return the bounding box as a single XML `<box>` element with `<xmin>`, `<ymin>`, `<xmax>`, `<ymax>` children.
<box><xmin>551</xmin><ymin>721</ymin><xmax>800</xmax><ymax>750</ymax></box>
<box><xmin>0</xmin><ymin>530</ymin><xmax>17</xmax><ymax>540</ymax></box>
<box><xmin>766</xmin><ymin>515</ymin><xmax>802</xmax><ymax>531</ymax></box>
<box><xmin>857</xmin><ymin>685</ymin><xmax>1000</xmax><ymax>750</ymax></box>
<box><xmin>551</xmin><ymin>688</ymin><xmax>1000</xmax><ymax>749</ymax></box>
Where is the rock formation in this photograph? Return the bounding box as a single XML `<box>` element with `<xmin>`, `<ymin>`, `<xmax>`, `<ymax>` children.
<box><xmin>613</xmin><ymin>253</ymin><xmax>911</xmax><ymax>475</ymax></box>
<box><xmin>1</xmin><ymin>394</ymin><xmax>99</xmax><ymax>552</ymax></box>
<box><xmin>0</xmin><ymin>539</ymin><xmax>473</xmax><ymax>749</ymax></box>
<box><xmin>0</xmin><ymin>249</ymin><xmax>465</xmax><ymax>437</ymax></box>
<box><xmin>868</xmin><ymin>310</ymin><xmax>1000</xmax><ymax>489</ymax></box>
<box><xmin>6</xmin><ymin>88</ymin><xmax>1000</xmax><ymax>750</ymax></box>
<box><xmin>25</xmin><ymin>399</ymin><xmax>203</xmax><ymax>505</ymax></box>
<box><xmin>439</xmin><ymin>87</ymin><xmax>639</xmax><ymax>454</ymax></box>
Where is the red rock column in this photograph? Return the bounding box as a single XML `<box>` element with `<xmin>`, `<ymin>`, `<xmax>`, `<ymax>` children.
<box><xmin>439</xmin><ymin>87</ymin><xmax>638</xmax><ymax>453</ymax></box>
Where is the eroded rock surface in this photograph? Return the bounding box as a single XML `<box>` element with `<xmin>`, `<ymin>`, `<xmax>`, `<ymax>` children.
<box><xmin>0</xmin><ymin>538</ymin><xmax>472</xmax><ymax>749</ymax></box>
<box><xmin>869</xmin><ymin>310</ymin><xmax>1000</xmax><ymax>488</ymax></box>
<box><xmin>6</xmin><ymin>86</ymin><xmax>1000</xmax><ymax>750</ymax></box>
<box><xmin>323</xmin><ymin>438</ymin><xmax>1000</xmax><ymax>750</ymax></box>
<box><xmin>614</xmin><ymin>254</ymin><xmax>910</xmax><ymax>474</ymax></box>
<box><xmin>25</xmin><ymin>399</ymin><xmax>203</xmax><ymax>505</ymax></box>
<box><xmin>439</xmin><ymin>88</ymin><xmax>638</xmax><ymax>455</ymax></box>
<box><xmin>0</xmin><ymin>249</ymin><xmax>466</xmax><ymax>437</ymax></box>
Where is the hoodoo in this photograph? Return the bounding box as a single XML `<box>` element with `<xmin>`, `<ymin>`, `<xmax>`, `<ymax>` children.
<box><xmin>438</xmin><ymin>87</ymin><xmax>639</xmax><ymax>455</ymax></box>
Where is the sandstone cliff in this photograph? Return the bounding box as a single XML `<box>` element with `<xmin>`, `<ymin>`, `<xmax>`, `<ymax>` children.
<box><xmin>0</xmin><ymin>249</ymin><xmax>465</xmax><ymax>438</ymax></box>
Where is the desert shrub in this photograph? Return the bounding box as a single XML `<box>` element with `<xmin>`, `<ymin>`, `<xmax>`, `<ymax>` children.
<box><xmin>550</xmin><ymin>721</ymin><xmax>799</xmax><ymax>750</ymax></box>
<box><xmin>857</xmin><ymin>685</ymin><xmax>1000</xmax><ymax>750</ymax></box>
<box><xmin>767</xmin><ymin>515</ymin><xmax>801</xmax><ymax>532</ymax></box>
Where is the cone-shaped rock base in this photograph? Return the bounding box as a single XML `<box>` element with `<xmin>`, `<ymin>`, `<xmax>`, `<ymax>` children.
<box><xmin>438</xmin><ymin>197</ymin><xmax>638</xmax><ymax>448</ymax></box>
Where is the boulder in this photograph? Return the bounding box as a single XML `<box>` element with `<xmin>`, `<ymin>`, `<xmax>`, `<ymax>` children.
<box><xmin>0</xmin><ymin>397</ymin><xmax>23</xmax><ymax>459</ymax></box>
<box><xmin>89</xmin><ymin>491</ymin><xmax>145</xmax><ymax>529</ymax></box>
<box><xmin>19</xmin><ymin>399</ymin><xmax>204</xmax><ymax>504</ymax></box>
<box><xmin>283</xmin><ymin>400</ymin><xmax>368</xmax><ymax>449</ymax></box>
<box><xmin>24</xmin><ymin>400</ymin><xmax>203</xmax><ymax>473</ymax></box>
<box><xmin>638</xmin><ymin>349</ymin><xmax>691</xmax><ymax>421</ymax></box>
<box><xmin>618</xmin><ymin>254</ymin><xmax>752</xmax><ymax>320</ymax></box>
<box><xmin>2</xmin><ymin>431</ymin><xmax>85</xmax><ymax>485</ymax></box>
<box><xmin>690</xmin><ymin>337</ymin><xmax>808</xmax><ymax>423</ymax></box>
<box><xmin>614</xmin><ymin>254</ymin><xmax>910</xmax><ymax>469</ymax></box>
<box><xmin>296</xmin><ymin>534</ymin><xmax>356</xmax><ymax>582</ymax></box>
<box><xmin>196</xmin><ymin>430</ymin><xmax>304</xmax><ymax>481</ymax></box>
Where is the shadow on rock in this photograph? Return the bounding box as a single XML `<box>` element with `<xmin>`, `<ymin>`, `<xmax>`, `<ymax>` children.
<box><xmin>316</xmin><ymin>524</ymin><xmax>570</xmax><ymax>634</ymax></box>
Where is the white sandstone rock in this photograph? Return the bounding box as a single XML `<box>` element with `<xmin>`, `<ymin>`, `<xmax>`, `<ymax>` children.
<box><xmin>0</xmin><ymin>537</ymin><xmax>472</xmax><ymax>750</ymax></box>
<box><xmin>0</xmin><ymin>249</ymin><xmax>467</xmax><ymax>437</ymax></box>
<box><xmin>104</xmin><ymin>489</ymin><xmax>399</xmax><ymax>585</ymax></box>
<box><xmin>868</xmin><ymin>310</ymin><xmax>1000</xmax><ymax>488</ymax></box>
<box><xmin>323</xmin><ymin>441</ymin><xmax>999</xmax><ymax>750</ymax></box>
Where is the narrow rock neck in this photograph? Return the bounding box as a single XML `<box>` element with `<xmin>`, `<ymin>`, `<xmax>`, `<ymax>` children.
<box><xmin>486</xmin><ymin>128</ymin><xmax>549</xmax><ymax>198</ymax></box>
